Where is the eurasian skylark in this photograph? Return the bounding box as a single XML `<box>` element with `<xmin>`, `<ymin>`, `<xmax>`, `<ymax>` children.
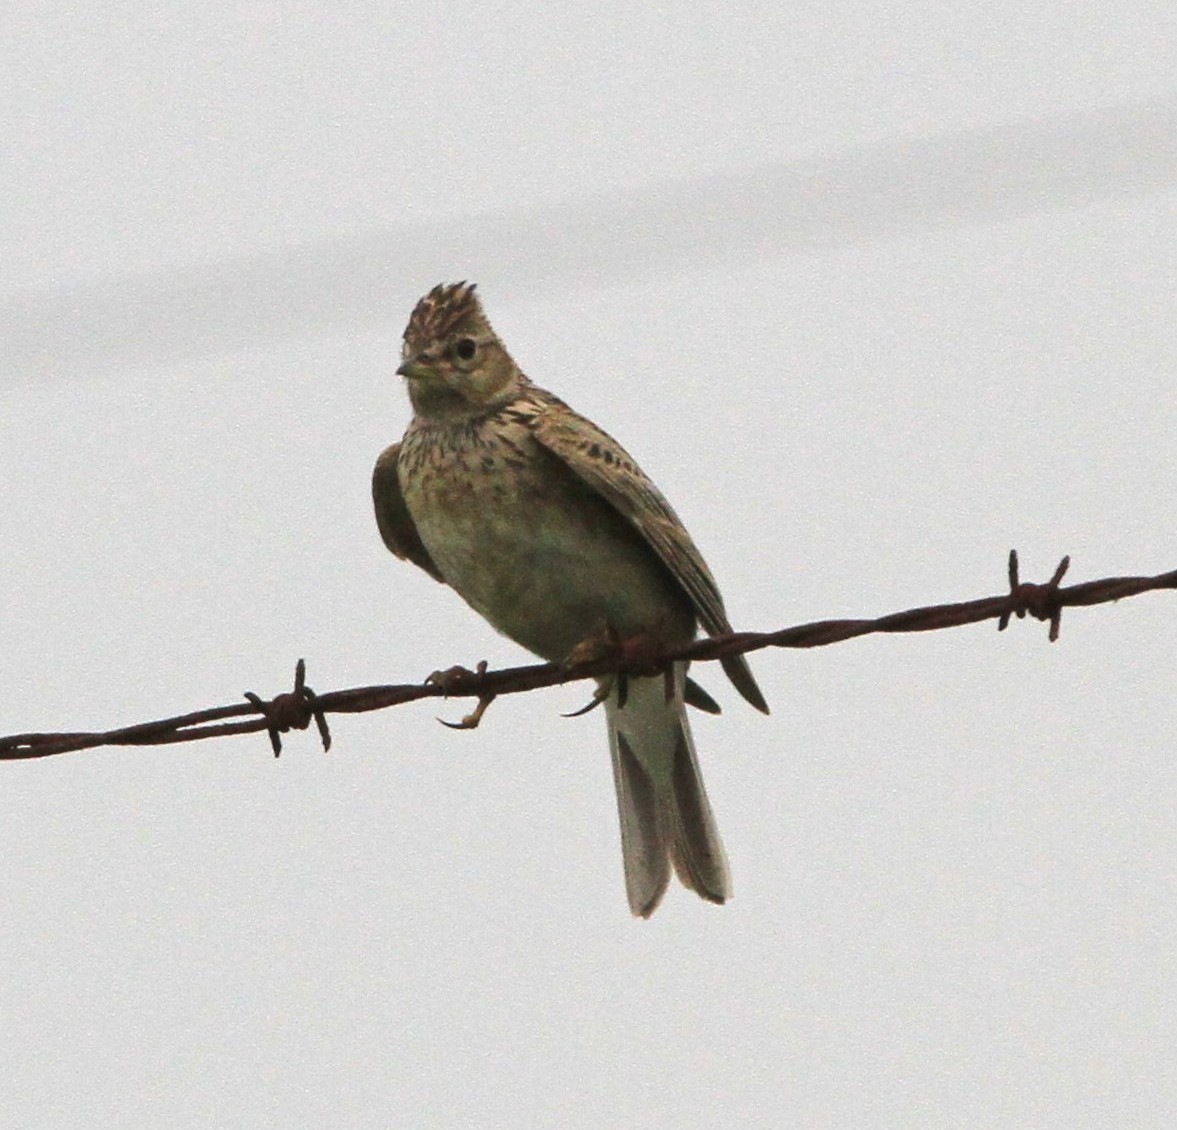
<box><xmin>373</xmin><ymin>283</ymin><xmax>768</xmax><ymax>916</ymax></box>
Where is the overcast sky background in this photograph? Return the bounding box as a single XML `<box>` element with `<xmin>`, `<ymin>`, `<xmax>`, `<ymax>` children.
<box><xmin>3</xmin><ymin>4</ymin><xmax>1176</xmax><ymax>1127</ymax></box>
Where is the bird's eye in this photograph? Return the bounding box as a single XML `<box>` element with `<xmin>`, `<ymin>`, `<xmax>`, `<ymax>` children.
<box><xmin>454</xmin><ymin>338</ymin><xmax>477</xmax><ymax>361</ymax></box>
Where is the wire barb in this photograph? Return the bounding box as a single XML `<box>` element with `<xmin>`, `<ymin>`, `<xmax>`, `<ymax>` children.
<box><xmin>999</xmin><ymin>550</ymin><xmax>1070</xmax><ymax>641</ymax></box>
<box><xmin>243</xmin><ymin>659</ymin><xmax>331</xmax><ymax>757</ymax></box>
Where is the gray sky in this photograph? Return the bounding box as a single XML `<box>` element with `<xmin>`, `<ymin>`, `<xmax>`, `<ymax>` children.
<box><xmin>3</xmin><ymin>4</ymin><xmax>1176</xmax><ymax>1127</ymax></box>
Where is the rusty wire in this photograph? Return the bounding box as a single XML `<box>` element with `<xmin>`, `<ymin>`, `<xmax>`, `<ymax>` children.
<box><xmin>2</xmin><ymin>550</ymin><xmax>1173</xmax><ymax>762</ymax></box>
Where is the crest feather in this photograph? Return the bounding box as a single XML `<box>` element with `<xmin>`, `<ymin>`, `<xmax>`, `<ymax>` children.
<box><xmin>403</xmin><ymin>282</ymin><xmax>492</xmax><ymax>352</ymax></box>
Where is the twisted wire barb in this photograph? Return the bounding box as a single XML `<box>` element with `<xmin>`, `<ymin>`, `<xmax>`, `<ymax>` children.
<box><xmin>2</xmin><ymin>551</ymin><xmax>1173</xmax><ymax>762</ymax></box>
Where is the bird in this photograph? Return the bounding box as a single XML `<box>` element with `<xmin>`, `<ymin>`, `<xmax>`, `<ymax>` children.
<box><xmin>372</xmin><ymin>282</ymin><xmax>768</xmax><ymax>916</ymax></box>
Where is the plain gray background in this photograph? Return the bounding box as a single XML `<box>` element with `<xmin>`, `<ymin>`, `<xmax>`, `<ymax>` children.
<box><xmin>3</xmin><ymin>4</ymin><xmax>1175</xmax><ymax>1127</ymax></box>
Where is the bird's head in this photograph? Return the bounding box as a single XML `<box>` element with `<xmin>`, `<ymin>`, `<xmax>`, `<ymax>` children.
<box><xmin>397</xmin><ymin>282</ymin><xmax>525</xmax><ymax>420</ymax></box>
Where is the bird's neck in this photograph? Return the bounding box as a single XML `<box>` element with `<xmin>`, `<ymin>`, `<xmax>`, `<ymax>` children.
<box><xmin>409</xmin><ymin>370</ymin><xmax>530</xmax><ymax>424</ymax></box>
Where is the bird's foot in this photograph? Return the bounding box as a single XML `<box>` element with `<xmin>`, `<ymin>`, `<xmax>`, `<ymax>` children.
<box><xmin>426</xmin><ymin>662</ymin><xmax>482</xmax><ymax>694</ymax></box>
<box><xmin>560</xmin><ymin>621</ymin><xmax>669</xmax><ymax>672</ymax></box>
<box><xmin>560</xmin><ymin>622</ymin><xmax>642</xmax><ymax>713</ymax></box>
<box><xmin>427</xmin><ymin>660</ymin><xmax>497</xmax><ymax>730</ymax></box>
<box><xmin>559</xmin><ymin>621</ymin><xmax>623</xmax><ymax>671</ymax></box>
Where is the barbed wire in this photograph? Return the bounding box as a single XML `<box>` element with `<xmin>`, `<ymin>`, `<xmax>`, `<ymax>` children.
<box><xmin>2</xmin><ymin>551</ymin><xmax>1173</xmax><ymax>763</ymax></box>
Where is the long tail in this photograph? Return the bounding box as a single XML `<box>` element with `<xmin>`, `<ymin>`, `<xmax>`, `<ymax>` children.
<box><xmin>605</xmin><ymin>663</ymin><xmax>731</xmax><ymax>917</ymax></box>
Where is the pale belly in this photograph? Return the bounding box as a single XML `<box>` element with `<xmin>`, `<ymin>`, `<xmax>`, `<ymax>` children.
<box><xmin>400</xmin><ymin>423</ymin><xmax>695</xmax><ymax>661</ymax></box>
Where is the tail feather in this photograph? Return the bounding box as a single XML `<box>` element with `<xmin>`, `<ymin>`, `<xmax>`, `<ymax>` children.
<box><xmin>667</xmin><ymin>722</ymin><xmax>728</xmax><ymax>904</ymax></box>
<box><xmin>606</xmin><ymin>664</ymin><xmax>731</xmax><ymax>917</ymax></box>
<box><xmin>611</xmin><ymin>731</ymin><xmax>671</xmax><ymax>917</ymax></box>
<box><xmin>722</xmin><ymin>653</ymin><xmax>770</xmax><ymax>715</ymax></box>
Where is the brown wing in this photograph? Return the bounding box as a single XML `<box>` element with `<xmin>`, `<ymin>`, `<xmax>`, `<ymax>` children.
<box><xmin>529</xmin><ymin>396</ymin><xmax>768</xmax><ymax>714</ymax></box>
<box><xmin>372</xmin><ymin>443</ymin><xmax>445</xmax><ymax>583</ymax></box>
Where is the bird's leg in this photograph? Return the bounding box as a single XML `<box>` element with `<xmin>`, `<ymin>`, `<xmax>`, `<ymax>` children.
<box><xmin>560</xmin><ymin>620</ymin><xmax>623</xmax><ymax>669</ymax></box>
<box><xmin>560</xmin><ymin>617</ymin><xmax>692</xmax><ymax>718</ymax></box>
<box><xmin>560</xmin><ymin>621</ymin><xmax>624</xmax><ymax>716</ymax></box>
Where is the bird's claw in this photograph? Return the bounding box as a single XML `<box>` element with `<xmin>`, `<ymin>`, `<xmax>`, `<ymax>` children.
<box><xmin>562</xmin><ymin>676</ymin><xmax>617</xmax><ymax>718</ymax></box>
<box><xmin>438</xmin><ymin>694</ymin><xmax>497</xmax><ymax>730</ymax></box>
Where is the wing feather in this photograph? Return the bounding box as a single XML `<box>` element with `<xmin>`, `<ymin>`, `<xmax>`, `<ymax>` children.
<box><xmin>372</xmin><ymin>443</ymin><xmax>446</xmax><ymax>583</ymax></box>
<box><xmin>529</xmin><ymin>396</ymin><xmax>768</xmax><ymax>713</ymax></box>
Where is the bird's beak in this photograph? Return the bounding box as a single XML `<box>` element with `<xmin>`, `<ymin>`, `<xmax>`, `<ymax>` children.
<box><xmin>396</xmin><ymin>358</ymin><xmax>429</xmax><ymax>380</ymax></box>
